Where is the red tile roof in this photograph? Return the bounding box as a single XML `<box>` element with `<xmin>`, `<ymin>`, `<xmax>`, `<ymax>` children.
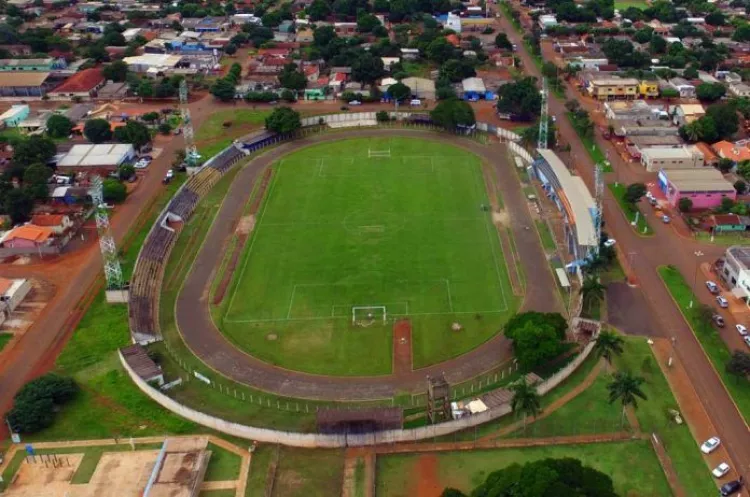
<box><xmin>30</xmin><ymin>214</ymin><xmax>67</xmax><ymax>227</ymax></box>
<box><xmin>51</xmin><ymin>68</ymin><xmax>104</xmax><ymax>93</ymax></box>
<box><xmin>4</xmin><ymin>225</ymin><xmax>53</xmax><ymax>243</ymax></box>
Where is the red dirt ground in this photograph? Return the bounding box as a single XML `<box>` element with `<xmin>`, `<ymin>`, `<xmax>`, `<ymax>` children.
<box><xmin>393</xmin><ymin>319</ymin><xmax>413</xmax><ymax>376</ymax></box>
<box><xmin>413</xmin><ymin>454</ymin><xmax>442</xmax><ymax>497</ymax></box>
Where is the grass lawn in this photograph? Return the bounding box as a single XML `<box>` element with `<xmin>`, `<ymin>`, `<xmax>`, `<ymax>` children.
<box><xmin>609</xmin><ymin>183</ymin><xmax>653</xmax><ymax>235</ymax></box>
<box><xmin>615</xmin><ymin>0</ymin><xmax>648</xmax><ymax>8</ymax></box>
<box><xmin>506</xmin><ymin>368</ymin><xmax>627</xmax><ymax>438</ymax></box>
<box><xmin>535</xmin><ymin>220</ymin><xmax>556</xmax><ymax>252</ymax></box>
<box><xmin>245</xmin><ymin>444</ymin><xmax>275</xmax><ymax>497</ymax></box>
<box><xmin>195</xmin><ymin>109</ymin><xmax>270</xmax><ymax>142</ymax></box>
<box><xmin>205</xmin><ymin>442</ymin><xmax>242</xmax><ymax>481</ymax></box>
<box><xmin>566</xmin><ymin>112</ymin><xmax>612</xmax><ymax>172</ymax></box>
<box><xmin>273</xmin><ymin>447</ymin><xmax>344</xmax><ymax>497</ymax></box>
<box><xmin>0</xmin><ymin>332</ymin><xmax>12</xmax><ymax>353</ymax></box>
<box><xmin>615</xmin><ymin>337</ymin><xmax>717</xmax><ymax>496</ymax></box>
<box><xmin>657</xmin><ymin>265</ymin><xmax>750</xmax><ymax>424</ymax></box>
<box><xmin>217</xmin><ymin>137</ymin><xmax>517</xmax><ymax>375</ymax></box>
<box><xmin>376</xmin><ymin>441</ymin><xmax>672</xmax><ymax>497</ymax></box>
<box><xmin>199</xmin><ymin>490</ymin><xmax>236</xmax><ymax>497</ymax></box>
<box><xmin>354</xmin><ymin>457</ymin><xmax>366</xmax><ymax>497</ymax></box>
<box><xmin>695</xmin><ymin>231</ymin><xmax>750</xmax><ymax>246</ymax></box>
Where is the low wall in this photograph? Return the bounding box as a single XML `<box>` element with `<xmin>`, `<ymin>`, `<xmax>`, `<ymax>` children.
<box><xmin>120</xmin><ymin>341</ymin><xmax>595</xmax><ymax>446</ymax></box>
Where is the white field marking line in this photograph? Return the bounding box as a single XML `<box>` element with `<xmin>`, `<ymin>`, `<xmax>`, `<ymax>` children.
<box><xmin>286</xmin><ymin>285</ymin><xmax>298</xmax><ymax>319</ymax></box>
<box><xmin>259</xmin><ymin>216</ymin><xmax>485</xmax><ymax>228</ymax></box>
<box><xmin>224</xmin><ymin>310</ymin><xmax>509</xmax><ymax>324</ymax></box>
<box><xmin>445</xmin><ymin>279</ymin><xmax>454</xmax><ymax>312</ymax></box>
<box><xmin>225</xmin><ymin>160</ymin><xmax>283</xmax><ymax>318</ymax></box>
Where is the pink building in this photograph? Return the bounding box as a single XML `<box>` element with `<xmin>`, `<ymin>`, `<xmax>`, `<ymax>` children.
<box><xmin>0</xmin><ymin>225</ymin><xmax>54</xmax><ymax>249</ymax></box>
<box><xmin>658</xmin><ymin>168</ymin><xmax>736</xmax><ymax>210</ymax></box>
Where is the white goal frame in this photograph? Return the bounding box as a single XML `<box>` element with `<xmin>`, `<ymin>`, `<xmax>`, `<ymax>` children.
<box><xmin>352</xmin><ymin>306</ymin><xmax>387</xmax><ymax>325</ymax></box>
<box><xmin>368</xmin><ymin>149</ymin><xmax>391</xmax><ymax>158</ymax></box>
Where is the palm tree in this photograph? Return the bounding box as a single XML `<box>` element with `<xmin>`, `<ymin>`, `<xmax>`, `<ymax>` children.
<box><xmin>580</xmin><ymin>275</ymin><xmax>605</xmax><ymax>303</ymax></box>
<box><xmin>607</xmin><ymin>371</ymin><xmax>647</xmax><ymax>427</ymax></box>
<box><xmin>510</xmin><ymin>380</ymin><xmax>541</xmax><ymax>432</ymax></box>
<box><xmin>594</xmin><ymin>330</ymin><xmax>624</xmax><ymax>370</ymax></box>
<box><xmin>682</xmin><ymin>121</ymin><xmax>700</xmax><ymax>142</ymax></box>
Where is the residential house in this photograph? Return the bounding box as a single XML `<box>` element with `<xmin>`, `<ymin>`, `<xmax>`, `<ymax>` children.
<box><xmin>721</xmin><ymin>245</ymin><xmax>750</xmax><ymax>296</ymax></box>
<box><xmin>729</xmin><ymin>82</ymin><xmax>750</xmax><ymax>98</ymax></box>
<box><xmin>604</xmin><ymin>100</ymin><xmax>661</xmax><ymax>121</ymax></box>
<box><xmin>0</xmin><ymin>225</ymin><xmax>54</xmax><ymax>249</ymax></box>
<box><xmin>401</xmin><ymin>77</ymin><xmax>436</xmax><ymax>100</ymax></box>
<box><xmin>672</xmin><ymin>103</ymin><xmax>705</xmax><ymax>126</ymax></box>
<box><xmin>401</xmin><ymin>48</ymin><xmax>419</xmax><ymax>60</ymax></box>
<box><xmin>0</xmin><ymin>72</ymin><xmax>51</xmax><ymax>98</ymax></box>
<box><xmin>712</xmin><ymin>140</ymin><xmax>750</xmax><ymax>164</ymax></box>
<box><xmin>666</xmin><ymin>77</ymin><xmax>696</xmax><ymax>98</ymax></box>
<box><xmin>445</xmin><ymin>12</ymin><xmax>462</xmax><ymax>33</ymax></box>
<box><xmin>587</xmin><ymin>77</ymin><xmax>639</xmax><ymax>100</ymax></box>
<box><xmin>0</xmin><ymin>105</ymin><xmax>30</xmax><ymax>127</ymax></box>
<box><xmin>708</xmin><ymin>214</ymin><xmax>748</xmax><ymax>233</ymax></box>
<box><xmin>181</xmin><ymin>17</ymin><xmax>228</xmax><ymax>32</ymax></box>
<box><xmin>462</xmin><ymin>77</ymin><xmax>488</xmax><ymax>101</ymax></box>
<box><xmin>47</xmin><ymin>68</ymin><xmax>105</xmax><ymax>101</ymax></box>
<box><xmin>30</xmin><ymin>214</ymin><xmax>73</xmax><ymax>235</ymax></box>
<box><xmin>538</xmin><ymin>14</ymin><xmax>557</xmax><ymax>30</ymax></box>
<box><xmin>304</xmin><ymin>65</ymin><xmax>320</xmax><ymax>82</ymax></box>
<box><xmin>0</xmin><ymin>45</ymin><xmax>32</xmax><ymax>56</ymax></box>
<box><xmin>638</xmin><ymin>80</ymin><xmax>659</xmax><ymax>98</ymax></box>
<box><xmin>694</xmin><ymin>142</ymin><xmax>719</xmax><ymax>167</ymax></box>
<box><xmin>296</xmin><ymin>27</ymin><xmax>314</xmax><ymax>43</ymax></box>
<box><xmin>0</xmin><ymin>58</ymin><xmax>66</xmax><ymax>72</ymax></box>
<box><xmin>640</xmin><ymin>145</ymin><xmax>705</xmax><ymax>172</ymax></box>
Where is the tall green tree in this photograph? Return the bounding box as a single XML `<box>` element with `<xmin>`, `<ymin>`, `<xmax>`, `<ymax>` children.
<box><xmin>265</xmin><ymin>107</ymin><xmax>301</xmax><ymax>134</ymax></box>
<box><xmin>388</xmin><ymin>82</ymin><xmax>411</xmax><ymax>101</ymax></box>
<box><xmin>496</xmin><ymin>77</ymin><xmax>542</xmax><ymax>121</ymax></box>
<box><xmin>593</xmin><ymin>330</ymin><xmax>624</xmax><ymax>370</ymax></box>
<box><xmin>510</xmin><ymin>380</ymin><xmax>541</xmax><ymax>432</ymax></box>
<box><xmin>279</xmin><ymin>63</ymin><xmax>307</xmax><ymax>90</ymax></box>
<box><xmin>23</xmin><ymin>163</ymin><xmax>53</xmax><ymax>201</ymax></box>
<box><xmin>46</xmin><ymin>114</ymin><xmax>74</xmax><ymax>138</ymax></box>
<box><xmin>114</xmin><ymin>120</ymin><xmax>151</xmax><ymax>150</ymax></box>
<box><xmin>607</xmin><ymin>371</ymin><xmax>647</xmax><ymax>427</ymax></box>
<box><xmin>102</xmin><ymin>60</ymin><xmax>128</xmax><ymax>82</ymax></box>
<box><xmin>12</xmin><ymin>135</ymin><xmax>56</xmax><ymax>167</ymax></box>
<box><xmin>430</xmin><ymin>99</ymin><xmax>475</xmax><ymax>130</ymax></box>
<box><xmin>84</xmin><ymin>118</ymin><xmax>113</xmax><ymax>143</ymax></box>
<box><xmin>210</xmin><ymin>78</ymin><xmax>236</xmax><ymax>102</ymax></box>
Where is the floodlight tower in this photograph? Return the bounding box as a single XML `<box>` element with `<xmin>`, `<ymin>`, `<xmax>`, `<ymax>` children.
<box><xmin>179</xmin><ymin>79</ymin><xmax>200</xmax><ymax>169</ymax></box>
<box><xmin>538</xmin><ymin>77</ymin><xmax>549</xmax><ymax>150</ymax></box>
<box><xmin>90</xmin><ymin>176</ymin><xmax>124</xmax><ymax>292</ymax></box>
<box><xmin>593</xmin><ymin>163</ymin><xmax>604</xmax><ymax>257</ymax></box>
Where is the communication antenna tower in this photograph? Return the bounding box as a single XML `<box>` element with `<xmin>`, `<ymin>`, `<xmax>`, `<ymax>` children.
<box><xmin>593</xmin><ymin>163</ymin><xmax>604</xmax><ymax>256</ymax></box>
<box><xmin>90</xmin><ymin>176</ymin><xmax>124</xmax><ymax>291</ymax></box>
<box><xmin>538</xmin><ymin>77</ymin><xmax>549</xmax><ymax>150</ymax></box>
<box><xmin>179</xmin><ymin>79</ymin><xmax>201</xmax><ymax>168</ymax></box>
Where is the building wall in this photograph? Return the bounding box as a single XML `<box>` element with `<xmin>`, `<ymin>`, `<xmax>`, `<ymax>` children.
<box><xmin>642</xmin><ymin>153</ymin><xmax>703</xmax><ymax>172</ymax></box>
<box><xmin>4</xmin><ymin>238</ymin><xmax>39</xmax><ymax>249</ymax></box>
<box><xmin>0</xmin><ymin>85</ymin><xmax>45</xmax><ymax>98</ymax></box>
<box><xmin>4</xmin><ymin>279</ymin><xmax>30</xmax><ymax>311</ymax></box>
<box><xmin>666</xmin><ymin>186</ymin><xmax>735</xmax><ymax>209</ymax></box>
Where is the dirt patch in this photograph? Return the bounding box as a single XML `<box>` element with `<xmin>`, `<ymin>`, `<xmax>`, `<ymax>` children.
<box><xmin>492</xmin><ymin>211</ymin><xmax>510</xmax><ymax>226</ymax></box>
<box><xmin>212</xmin><ymin>168</ymin><xmax>273</xmax><ymax>305</ymax></box>
<box><xmin>393</xmin><ymin>319</ymin><xmax>413</xmax><ymax>376</ymax></box>
<box><xmin>412</xmin><ymin>454</ymin><xmax>442</xmax><ymax>497</ymax></box>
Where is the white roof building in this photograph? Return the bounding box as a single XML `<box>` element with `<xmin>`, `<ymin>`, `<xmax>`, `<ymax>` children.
<box><xmin>123</xmin><ymin>54</ymin><xmax>182</xmax><ymax>73</ymax></box>
<box><xmin>57</xmin><ymin>144</ymin><xmax>135</xmax><ymax>169</ymax></box>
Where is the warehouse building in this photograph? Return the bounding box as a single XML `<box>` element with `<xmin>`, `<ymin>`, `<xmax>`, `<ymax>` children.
<box><xmin>56</xmin><ymin>143</ymin><xmax>135</xmax><ymax>173</ymax></box>
<box><xmin>123</xmin><ymin>54</ymin><xmax>182</xmax><ymax>75</ymax></box>
<box><xmin>0</xmin><ymin>72</ymin><xmax>51</xmax><ymax>98</ymax></box>
<box><xmin>640</xmin><ymin>145</ymin><xmax>704</xmax><ymax>172</ymax></box>
<box><xmin>657</xmin><ymin>168</ymin><xmax>736</xmax><ymax>210</ymax></box>
<box><xmin>48</xmin><ymin>68</ymin><xmax>105</xmax><ymax>101</ymax></box>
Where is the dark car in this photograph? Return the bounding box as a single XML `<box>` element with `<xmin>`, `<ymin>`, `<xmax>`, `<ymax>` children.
<box><xmin>713</xmin><ymin>314</ymin><xmax>725</xmax><ymax>328</ymax></box>
<box><xmin>720</xmin><ymin>477</ymin><xmax>743</xmax><ymax>496</ymax></box>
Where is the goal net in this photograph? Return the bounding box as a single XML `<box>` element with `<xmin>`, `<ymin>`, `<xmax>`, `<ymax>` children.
<box><xmin>352</xmin><ymin>306</ymin><xmax>387</xmax><ymax>327</ymax></box>
<box><xmin>368</xmin><ymin>149</ymin><xmax>391</xmax><ymax>158</ymax></box>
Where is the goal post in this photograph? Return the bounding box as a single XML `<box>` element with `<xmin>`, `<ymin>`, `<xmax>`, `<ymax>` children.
<box><xmin>368</xmin><ymin>149</ymin><xmax>391</xmax><ymax>158</ymax></box>
<box><xmin>352</xmin><ymin>306</ymin><xmax>387</xmax><ymax>326</ymax></box>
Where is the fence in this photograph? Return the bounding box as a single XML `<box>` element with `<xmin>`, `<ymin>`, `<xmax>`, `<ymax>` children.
<box><xmin>120</xmin><ymin>341</ymin><xmax>595</xmax><ymax>446</ymax></box>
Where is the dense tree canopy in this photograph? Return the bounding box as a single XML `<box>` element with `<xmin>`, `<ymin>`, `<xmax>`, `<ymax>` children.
<box><xmin>504</xmin><ymin>312</ymin><xmax>567</xmax><ymax>371</ymax></box>
<box><xmin>265</xmin><ymin>107</ymin><xmax>302</xmax><ymax>134</ymax></box>
<box><xmin>210</xmin><ymin>78</ymin><xmax>236</xmax><ymax>102</ymax></box>
<box><xmin>279</xmin><ymin>63</ymin><xmax>307</xmax><ymax>90</ymax></box>
<box><xmin>84</xmin><ymin>118</ymin><xmax>113</xmax><ymax>143</ymax></box>
<box><xmin>7</xmin><ymin>374</ymin><xmax>78</xmax><ymax>434</ymax></box>
<box><xmin>444</xmin><ymin>458</ymin><xmax>617</xmax><ymax>497</ymax></box>
<box><xmin>12</xmin><ymin>135</ymin><xmax>56</xmax><ymax>168</ymax></box>
<box><xmin>46</xmin><ymin>114</ymin><xmax>73</xmax><ymax>139</ymax></box>
<box><xmin>102</xmin><ymin>60</ymin><xmax>128</xmax><ymax>82</ymax></box>
<box><xmin>113</xmin><ymin>120</ymin><xmax>151</xmax><ymax>150</ymax></box>
<box><xmin>430</xmin><ymin>99</ymin><xmax>476</xmax><ymax>129</ymax></box>
<box><xmin>496</xmin><ymin>77</ymin><xmax>542</xmax><ymax>121</ymax></box>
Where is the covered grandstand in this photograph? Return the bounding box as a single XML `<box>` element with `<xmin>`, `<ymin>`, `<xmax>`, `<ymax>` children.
<box><xmin>531</xmin><ymin>149</ymin><xmax>599</xmax><ymax>275</ymax></box>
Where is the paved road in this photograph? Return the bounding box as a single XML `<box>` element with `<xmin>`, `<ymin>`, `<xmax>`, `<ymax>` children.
<box><xmin>175</xmin><ymin>129</ymin><xmax>562</xmax><ymax>400</ymax></box>
<box><xmin>496</xmin><ymin>9</ymin><xmax>750</xmax><ymax>480</ymax></box>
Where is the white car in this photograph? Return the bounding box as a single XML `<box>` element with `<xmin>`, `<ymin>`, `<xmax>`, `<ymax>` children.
<box><xmin>701</xmin><ymin>437</ymin><xmax>721</xmax><ymax>454</ymax></box>
<box><xmin>134</xmin><ymin>159</ymin><xmax>150</xmax><ymax>169</ymax></box>
<box><xmin>737</xmin><ymin>324</ymin><xmax>748</xmax><ymax>336</ymax></box>
<box><xmin>744</xmin><ymin>336</ymin><xmax>750</xmax><ymax>347</ymax></box>
<box><xmin>349</xmin><ymin>100</ymin><xmax>362</xmax><ymax>106</ymax></box>
<box><xmin>717</xmin><ymin>296</ymin><xmax>729</xmax><ymax>308</ymax></box>
<box><xmin>706</xmin><ymin>281</ymin><xmax>720</xmax><ymax>294</ymax></box>
<box><xmin>713</xmin><ymin>462</ymin><xmax>731</xmax><ymax>478</ymax></box>
<box><xmin>603</xmin><ymin>239</ymin><xmax>616</xmax><ymax>248</ymax></box>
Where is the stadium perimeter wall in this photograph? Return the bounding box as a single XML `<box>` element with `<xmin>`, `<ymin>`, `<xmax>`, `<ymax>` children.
<box><xmin>120</xmin><ymin>341</ymin><xmax>594</xmax><ymax>447</ymax></box>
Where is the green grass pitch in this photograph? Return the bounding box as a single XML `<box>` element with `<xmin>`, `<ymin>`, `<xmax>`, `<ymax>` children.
<box><xmin>218</xmin><ymin>137</ymin><xmax>518</xmax><ymax>376</ymax></box>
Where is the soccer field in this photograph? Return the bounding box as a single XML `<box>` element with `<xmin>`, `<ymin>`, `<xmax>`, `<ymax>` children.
<box><xmin>219</xmin><ymin>137</ymin><xmax>517</xmax><ymax>376</ymax></box>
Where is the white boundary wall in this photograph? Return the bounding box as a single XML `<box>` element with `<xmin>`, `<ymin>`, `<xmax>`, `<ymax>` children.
<box><xmin>120</xmin><ymin>342</ymin><xmax>594</xmax><ymax>447</ymax></box>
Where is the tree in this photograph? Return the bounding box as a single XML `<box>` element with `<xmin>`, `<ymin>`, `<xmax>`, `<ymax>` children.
<box><xmin>351</xmin><ymin>52</ymin><xmax>384</xmax><ymax>84</ymax></box>
<box><xmin>4</xmin><ymin>189</ymin><xmax>33</xmax><ymax>225</ymax></box>
<box><xmin>388</xmin><ymin>82</ymin><xmax>411</xmax><ymax>101</ymax></box>
<box><xmin>439</xmin><ymin>59</ymin><xmax>476</xmax><ymax>83</ymax></box>
<box><xmin>510</xmin><ymin>380</ymin><xmax>541</xmax><ymax>432</ymax></box>
<box><xmin>102</xmin><ymin>60</ymin><xmax>128</xmax><ymax>82</ymax></box>
<box><xmin>495</xmin><ymin>33</ymin><xmax>513</xmax><ymax>50</ymax></box>
<box><xmin>265</xmin><ymin>107</ymin><xmax>301</xmax><ymax>134</ymax></box>
<box><xmin>680</xmin><ymin>121</ymin><xmax>700</xmax><ymax>142</ymax></box>
<box><xmin>624</xmin><ymin>182</ymin><xmax>647</xmax><ymax>204</ymax></box>
<box><xmin>224</xmin><ymin>43</ymin><xmax>237</xmax><ymax>55</ymax></box>
<box><xmin>440</xmin><ymin>489</ymin><xmax>466</xmax><ymax>497</ymax></box>
<box><xmin>719</xmin><ymin>158</ymin><xmax>735</xmax><ymax>173</ymax></box>
<box><xmin>142</xmin><ymin>112</ymin><xmax>160</xmax><ymax>125</ymax></box>
<box><xmin>678</xmin><ymin>197</ymin><xmax>693</xmax><ymax>212</ymax></box>
<box><xmin>706</xmin><ymin>11</ymin><xmax>726</xmax><ymax>26</ymax></box>
<box><xmin>594</xmin><ymin>330</ymin><xmax>624</xmax><ymax>370</ymax></box>
<box><xmin>736</xmin><ymin>180</ymin><xmax>748</xmax><ymax>195</ymax></box>
<box><xmin>6</xmin><ymin>374</ymin><xmax>78</xmax><ymax>434</ymax></box>
<box><xmin>307</xmin><ymin>0</ymin><xmax>331</xmax><ymax>20</ymax></box>
<box><xmin>696</xmin><ymin>82</ymin><xmax>726</xmax><ymax>102</ymax></box>
<box><xmin>505</xmin><ymin>321</ymin><xmax>565</xmax><ymax>371</ymax></box>
<box><xmin>12</xmin><ymin>135</ymin><xmax>56</xmax><ymax>167</ymax></box>
<box><xmin>210</xmin><ymin>78</ymin><xmax>236</xmax><ymax>102</ymax></box>
<box><xmin>580</xmin><ymin>275</ymin><xmax>605</xmax><ymax>303</ymax></box>
<box><xmin>356</xmin><ymin>12</ymin><xmax>380</xmax><ymax>33</ymax></box>
<box><xmin>102</xmin><ymin>178</ymin><xmax>127</xmax><ymax>203</ymax></box>
<box><xmin>496</xmin><ymin>77</ymin><xmax>542</xmax><ymax>121</ymax></box>
<box><xmin>660</xmin><ymin>87</ymin><xmax>680</xmax><ymax>101</ymax></box>
<box><xmin>565</xmin><ymin>99</ymin><xmax>581</xmax><ymax>113</ymax></box>
<box><xmin>280</xmin><ymin>89</ymin><xmax>296</xmax><ymax>102</ymax></box>
<box><xmin>608</xmin><ymin>371</ymin><xmax>647</xmax><ymax>427</ymax></box>
<box><xmin>707</xmin><ymin>103</ymin><xmax>739</xmax><ymax>139</ymax></box>
<box><xmin>137</xmin><ymin>79</ymin><xmax>154</xmax><ymax>98</ymax></box>
<box><xmin>726</xmin><ymin>351</ymin><xmax>750</xmax><ymax>382</ymax></box>
<box><xmin>84</xmin><ymin>118</ymin><xmax>113</xmax><ymax>143</ymax></box>
<box><xmin>430</xmin><ymin>99</ymin><xmax>476</xmax><ymax>130</ymax></box>
<box><xmin>45</xmin><ymin>114</ymin><xmax>73</xmax><ymax>139</ymax></box>
<box><xmin>119</xmin><ymin>163</ymin><xmax>136</xmax><ymax>181</ymax></box>
<box><xmin>279</xmin><ymin>63</ymin><xmax>307</xmax><ymax>90</ymax></box>
<box><xmin>467</xmin><ymin>458</ymin><xmax>617</xmax><ymax>497</ymax></box>
<box><xmin>23</xmin><ymin>163</ymin><xmax>53</xmax><ymax>200</ymax></box>
<box><xmin>426</xmin><ymin>37</ymin><xmax>456</xmax><ymax>64</ymax></box>
<box><xmin>114</xmin><ymin>120</ymin><xmax>151</xmax><ymax>150</ymax></box>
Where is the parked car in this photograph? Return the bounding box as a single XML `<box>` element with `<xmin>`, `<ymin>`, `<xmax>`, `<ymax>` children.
<box><xmin>717</xmin><ymin>296</ymin><xmax>729</xmax><ymax>308</ymax></box>
<box><xmin>701</xmin><ymin>436</ymin><xmax>721</xmax><ymax>454</ymax></box>
<box><xmin>706</xmin><ymin>281</ymin><xmax>720</xmax><ymax>294</ymax></box>
<box><xmin>736</xmin><ymin>324</ymin><xmax>747</xmax><ymax>336</ymax></box>
<box><xmin>713</xmin><ymin>463</ymin><xmax>731</xmax><ymax>478</ymax></box>
<box><xmin>139</xmin><ymin>155</ymin><xmax>153</xmax><ymax>161</ymax></box>
<box><xmin>713</xmin><ymin>314</ymin><xmax>725</xmax><ymax>328</ymax></box>
<box><xmin>410</xmin><ymin>99</ymin><xmax>421</xmax><ymax>106</ymax></box>
<box><xmin>134</xmin><ymin>159</ymin><xmax>150</xmax><ymax>169</ymax></box>
<box><xmin>744</xmin><ymin>336</ymin><xmax>750</xmax><ymax>347</ymax></box>
<box><xmin>662</xmin><ymin>215</ymin><xmax>671</xmax><ymax>223</ymax></box>
<box><xmin>649</xmin><ymin>197</ymin><xmax>658</xmax><ymax>206</ymax></box>
<box><xmin>165</xmin><ymin>169</ymin><xmax>174</xmax><ymax>180</ymax></box>
<box><xmin>603</xmin><ymin>239</ymin><xmax>616</xmax><ymax>248</ymax></box>
<box><xmin>720</xmin><ymin>478</ymin><xmax>743</xmax><ymax>496</ymax></box>
<box><xmin>349</xmin><ymin>100</ymin><xmax>362</xmax><ymax>106</ymax></box>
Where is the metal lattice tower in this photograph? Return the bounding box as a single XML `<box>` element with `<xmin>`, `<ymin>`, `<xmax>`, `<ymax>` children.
<box><xmin>90</xmin><ymin>176</ymin><xmax>124</xmax><ymax>290</ymax></box>
<box><xmin>593</xmin><ymin>163</ymin><xmax>604</xmax><ymax>256</ymax></box>
<box><xmin>179</xmin><ymin>79</ymin><xmax>200</xmax><ymax>167</ymax></box>
<box><xmin>538</xmin><ymin>77</ymin><xmax>549</xmax><ymax>150</ymax></box>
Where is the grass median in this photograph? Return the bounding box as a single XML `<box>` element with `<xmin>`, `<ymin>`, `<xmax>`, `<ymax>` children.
<box><xmin>566</xmin><ymin>112</ymin><xmax>612</xmax><ymax>172</ymax></box>
<box><xmin>657</xmin><ymin>265</ymin><xmax>750</xmax><ymax>424</ymax></box>
<box><xmin>608</xmin><ymin>183</ymin><xmax>653</xmax><ymax>235</ymax></box>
